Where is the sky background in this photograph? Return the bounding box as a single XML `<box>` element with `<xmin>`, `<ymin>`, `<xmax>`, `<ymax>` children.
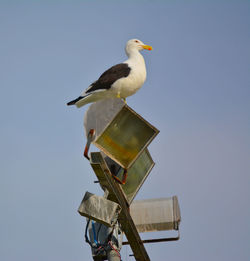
<box><xmin>0</xmin><ymin>0</ymin><xmax>249</xmax><ymax>260</ymax></box>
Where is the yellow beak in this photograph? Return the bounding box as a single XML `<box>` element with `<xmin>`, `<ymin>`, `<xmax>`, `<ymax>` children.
<box><xmin>142</xmin><ymin>44</ymin><xmax>153</xmax><ymax>51</ymax></box>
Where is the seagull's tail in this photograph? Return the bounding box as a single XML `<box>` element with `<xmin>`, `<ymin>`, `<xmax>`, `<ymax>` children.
<box><xmin>67</xmin><ymin>90</ymin><xmax>110</xmax><ymax>108</ymax></box>
<box><xmin>67</xmin><ymin>93</ymin><xmax>97</xmax><ymax>108</ymax></box>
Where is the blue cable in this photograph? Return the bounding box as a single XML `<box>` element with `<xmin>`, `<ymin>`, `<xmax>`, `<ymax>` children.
<box><xmin>91</xmin><ymin>220</ymin><xmax>99</xmax><ymax>245</ymax></box>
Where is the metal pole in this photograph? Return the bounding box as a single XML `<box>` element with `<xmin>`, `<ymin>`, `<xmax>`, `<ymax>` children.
<box><xmin>90</xmin><ymin>152</ymin><xmax>150</xmax><ymax>260</ymax></box>
<box><xmin>89</xmin><ymin>221</ymin><xmax>122</xmax><ymax>261</ymax></box>
<box><xmin>102</xmin><ymin>168</ymin><xmax>150</xmax><ymax>261</ymax></box>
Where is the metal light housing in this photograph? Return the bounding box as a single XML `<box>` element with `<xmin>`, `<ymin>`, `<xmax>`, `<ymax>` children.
<box><xmin>90</xmin><ymin>149</ymin><xmax>154</xmax><ymax>204</ymax></box>
<box><xmin>78</xmin><ymin>191</ymin><xmax>121</xmax><ymax>227</ymax></box>
<box><xmin>130</xmin><ymin>196</ymin><xmax>181</xmax><ymax>233</ymax></box>
<box><xmin>84</xmin><ymin>99</ymin><xmax>159</xmax><ymax>169</ymax></box>
<box><xmin>102</xmin><ymin>148</ymin><xmax>154</xmax><ymax>204</ymax></box>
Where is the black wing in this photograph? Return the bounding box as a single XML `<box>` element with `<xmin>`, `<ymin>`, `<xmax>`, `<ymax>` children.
<box><xmin>85</xmin><ymin>63</ymin><xmax>131</xmax><ymax>93</ymax></box>
<box><xmin>67</xmin><ymin>96</ymin><xmax>83</xmax><ymax>105</ymax></box>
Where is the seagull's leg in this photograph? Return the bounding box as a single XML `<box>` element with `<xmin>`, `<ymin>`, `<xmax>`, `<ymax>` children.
<box><xmin>117</xmin><ymin>92</ymin><xmax>126</xmax><ymax>104</ymax></box>
<box><xmin>116</xmin><ymin>92</ymin><xmax>121</xmax><ymax>99</ymax></box>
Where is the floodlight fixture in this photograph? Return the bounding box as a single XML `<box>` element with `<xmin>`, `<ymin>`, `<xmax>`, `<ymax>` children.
<box><xmin>102</xmin><ymin>148</ymin><xmax>154</xmax><ymax>204</ymax></box>
<box><xmin>130</xmin><ymin>196</ymin><xmax>181</xmax><ymax>233</ymax></box>
<box><xmin>90</xmin><ymin>149</ymin><xmax>154</xmax><ymax>205</ymax></box>
<box><xmin>122</xmin><ymin>196</ymin><xmax>181</xmax><ymax>245</ymax></box>
<box><xmin>84</xmin><ymin>98</ymin><xmax>159</xmax><ymax>169</ymax></box>
<box><xmin>78</xmin><ymin>191</ymin><xmax>121</xmax><ymax>227</ymax></box>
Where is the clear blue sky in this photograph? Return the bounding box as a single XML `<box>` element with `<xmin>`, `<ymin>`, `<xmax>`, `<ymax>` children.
<box><xmin>0</xmin><ymin>1</ymin><xmax>249</xmax><ymax>260</ymax></box>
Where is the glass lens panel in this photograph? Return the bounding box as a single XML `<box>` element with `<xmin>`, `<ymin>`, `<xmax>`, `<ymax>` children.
<box><xmin>115</xmin><ymin>149</ymin><xmax>154</xmax><ymax>203</ymax></box>
<box><xmin>95</xmin><ymin>107</ymin><xmax>158</xmax><ymax>168</ymax></box>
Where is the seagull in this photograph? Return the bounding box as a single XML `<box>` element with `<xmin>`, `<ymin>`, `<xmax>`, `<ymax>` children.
<box><xmin>67</xmin><ymin>39</ymin><xmax>152</xmax><ymax>108</ymax></box>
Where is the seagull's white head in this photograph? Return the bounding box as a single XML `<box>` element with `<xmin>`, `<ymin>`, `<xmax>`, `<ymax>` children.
<box><xmin>125</xmin><ymin>39</ymin><xmax>152</xmax><ymax>56</ymax></box>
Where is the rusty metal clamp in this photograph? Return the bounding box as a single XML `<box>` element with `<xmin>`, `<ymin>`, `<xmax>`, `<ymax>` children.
<box><xmin>84</xmin><ymin>129</ymin><xmax>95</xmax><ymax>160</ymax></box>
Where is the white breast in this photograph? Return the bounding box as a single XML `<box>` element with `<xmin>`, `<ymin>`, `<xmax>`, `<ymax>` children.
<box><xmin>111</xmin><ymin>52</ymin><xmax>147</xmax><ymax>98</ymax></box>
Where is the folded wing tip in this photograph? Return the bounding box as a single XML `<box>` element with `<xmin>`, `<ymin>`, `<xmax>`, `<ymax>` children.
<box><xmin>67</xmin><ymin>96</ymin><xmax>83</xmax><ymax>106</ymax></box>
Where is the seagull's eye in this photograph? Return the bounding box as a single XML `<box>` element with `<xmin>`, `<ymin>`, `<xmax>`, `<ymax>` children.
<box><xmin>135</xmin><ymin>40</ymin><xmax>139</xmax><ymax>43</ymax></box>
